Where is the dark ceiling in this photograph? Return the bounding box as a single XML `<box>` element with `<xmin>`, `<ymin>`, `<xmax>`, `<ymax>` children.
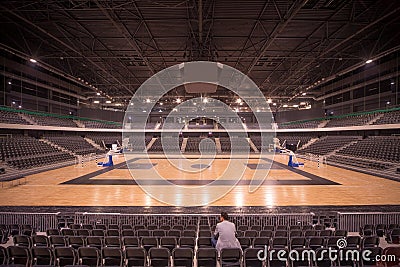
<box><xmin>1</xmin><ymin>0</ymin><xmax>400</xmax><ymax>105</ymax></box>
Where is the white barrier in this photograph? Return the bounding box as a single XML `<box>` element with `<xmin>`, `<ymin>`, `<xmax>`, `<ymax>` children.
<box><xmin>305</xmin><ymin>153</ymin><xmax>327</xmax><ymax>168</ymax></box>
<box><xmin>74</xmin><ymin>153</ymin><xmax>98</xmax><ymax>168</ymax></box>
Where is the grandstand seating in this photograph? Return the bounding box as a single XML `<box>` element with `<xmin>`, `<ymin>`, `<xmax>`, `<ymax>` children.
<box><xmin>0</xmin><ymin>110</ymin><xmax>30</xmax><ymax>125</ymax></box>
<box><xmin>219</xmin><ymin>137</ymin><xmax>251</xmax><ymax>153</ymax></box>
<box><xmin>373</xmin><ymin>110</ymin><xmax>400</xmax><ymax>125</ymax></box>
<box><xmin>26</xmin><ymin>114</ymin><xmax>78</xmax><ymax>127</ymax></box>
<box><xmin>185</xmin><ymin>137</ymin><xmax>216</xmax><ymax>153</ymax></box>
<box><xmin>277</xmin><ymin>135</ymin><xmax>314</xmax><ymax>149</ymax></box>
<box><xmin>147</xmin><ymin>136</ymin><xmax>183</xmax><ymax>153</ymax></box>
<box><xmin>325</xmin><ymin>113</ymin><xmax>377</xmax><ymax>127</ymax></box>
<box><xmin>44</xmin><ymin>135</ymin><xmax>103</xmax><ymax>155</ymax></box>
<box><xmin>298</xmin><ymin>136</ymin><xmax>361</xmax><ymax>156</ymax></box>
<box><xmin>278</xmin><ymin>120</ymin><xmax>320</xmax><ymax>129</ymax></box>
<box><xmin>81</xmin><ymin>120</ymin><xmax>121</xmax><ymax>129</ymax></box>
<box><xmin>0</xmin><ymin>135</ymin><xmax>75</xmax><ymax>170</ymax></box>
<box><xmin>1</xmin><ymin>219</ymin><xmax>399</xmax><ymax>267</ymax></box>
<box><xmin>86</xmin><ymin>133</ymin><xmax>122</xmax><ymax>148</ymax></box>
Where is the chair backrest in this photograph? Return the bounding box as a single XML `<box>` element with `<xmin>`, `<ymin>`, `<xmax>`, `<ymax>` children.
<box><xmin>32</xmin><ymin>235</ymin><xmax>49</xmax><ymax>247</ymax></box>
<box><xmin>220</xmin><ymin>247</ymin><xmax>242</xmax><ymax>267</ymax></box>
<box><xmin>7</xmin><ymin>246</ymin><xmax>30</xmax><ymax>265</ymax></box>
<box><xmin>172</xmin><ymin>248</ymin><xmax>193</xmax><ymax>267</ymax></box>
<box><xmin>78</xmin><ymin>247</ymin><xmax>99</xmax><ymax>267</ymax></box>
<box><xmin>197</xmin><ymin>248</ymin><xmax>217</xmax><ymax>267</ymax></box>
<box><xmin>31</xmin><ymin>246</ymin><xmax>53</xmax><ymax>265</ymax></box>
<box><xmin>123</xmin><ymin>237</ymin><xmax>140</xmax><ymax>248</ymax></box>
<box><xmin>102</xmin><ymin>247</ymin><xmax>123</xmax><ymax>267</ymax></box>
<box><xmin>244</xmin><ymin>248</ymin><xmax>263</xmax><ymax>267</ymax></box>
<box><xmin>149</xmin><ymin>247</ymin><xmax>170</xmax><ymax>267</ymax></box>
<box><xmin>383</xmin><ymin>247</ymin><xmax>400</xmax><ymax>267</ymax></box>
<box><xmin>125</xmin><ymin>247</ymin><xmax>146</xmax><ymax>267</ymax></box>
<box><xmin>55</xmin><ymin>247</ymin><xmax>76</xmax><ymax>266</ymax></box>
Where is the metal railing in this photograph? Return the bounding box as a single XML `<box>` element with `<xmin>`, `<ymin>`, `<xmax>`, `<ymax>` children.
<box><xmin>338</xmin><ymin>212</ymin><xmax>400</xmax><ymax>232</ymax></box>
<box><xmin>0</xmin><ymin>212</ymin><xmax>59</xmax><ymax>231</ymax></box>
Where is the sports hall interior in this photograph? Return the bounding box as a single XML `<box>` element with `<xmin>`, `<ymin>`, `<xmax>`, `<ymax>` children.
<box><xmin>0</xmin><ymin>1</ymin><xmax>399</xmax><ymax>266</ymax></box>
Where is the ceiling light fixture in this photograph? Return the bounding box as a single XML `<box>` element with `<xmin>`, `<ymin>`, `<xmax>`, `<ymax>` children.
<box><xmin>29</xmin><ymin>58</ymin><xmax>37</xmax><ymax>63</ymax></box>
<box><xmin>365</xmin><ymin>59</ymin><xmax>373</xmax><ymax>64</ymax></box>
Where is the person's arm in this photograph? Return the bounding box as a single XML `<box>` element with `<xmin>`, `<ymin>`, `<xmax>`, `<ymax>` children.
<box><xmin>214</xmin><ymin>224</ymin><xmax>219</xmax><ymax>238</ymax></box>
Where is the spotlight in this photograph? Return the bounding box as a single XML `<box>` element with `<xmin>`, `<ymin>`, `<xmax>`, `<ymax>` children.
<box><xmin>236</xmin><ymin>98</ymin><xmax>242</xmax><ymax>104</ymax></box>
<box><xmin>302</xmin><ymin>92</ymin><xmax>307</xmax><ymax>96</ymax></box>
<box><xmin>8</xmin><ymin>81</ymin><xmax>11</xmax><ymax>85</ymax></box>
<box><xmin>106</xmin><ymin>100</ymin><xmax>111</xmax><ymax>104</ymax></box>
<box><xmin>283</xmin><ymin>104</ymin><xmax>288</xmax><ymax>108</ymax></box>
<box><xmin>93</xmin><ymin>100</ymin><xmax>100</xmax><ymax>104</ymax></box>
<box><xmin>96</xmin><ymin>92</ymin><xmax>100</xmax><ymax>96</ymax></box>
<box><xmin>29</xmin><ymin>58</ymin><xmax>37</xmax><ymax>63</ymax></box>
<box><xmin>203</xmin><ymin>97</ymin><xmax>208</xmax><ymax>103</ymax></box>
<box><xmin>365</xmin><ymin>59</ymin><xmax>373</xmax><ymax>64</ymax></box>
<box><xmin>146</xmin><ymin>98</ymin><xmax>151</xmax><ymax>103</ymax></box>
<box><xmin>176</xmin><ymin>98</ymin><xmax>182</xmax><ymax>103</ymax></box>
<box><xmin>267</xmin><ymin>98</ymin><xmax>272</xmax><ymax>103</ymax></box>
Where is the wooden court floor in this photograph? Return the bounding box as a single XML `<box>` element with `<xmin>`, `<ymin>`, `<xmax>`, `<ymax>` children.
<box><xmin>0</xmin><ymin>153</ymin><xmax>400</xmax><ymax>207</ymax></box>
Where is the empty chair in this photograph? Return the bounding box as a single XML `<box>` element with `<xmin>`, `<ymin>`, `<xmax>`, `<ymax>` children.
<box><xmin>271</xmin><ymin>237</ymin><xmax>288</xmax><ymax>249</ymax></box>
<box><xmin>92</xmin><ymin>229</ymin><xmax>105</xmax><ymax>237</ymax></box>
<box><xmin>134</xmin><ymin>225</ymin><xmax>146</xmax><ymax>231</ymax></box>
<box><xmin>375</xmin><ymin>224</ymin><xmax>386</xmax><ymax>237</ymax></box>
<box><xmin>13</xmin><ymin>235</ymin><xmax>31</xmax><ymax>247</ymax></box>
<box><xmin>0</xmin><ymin>246</ymin><xmax>6</xmax><ymax>265</ymax></box>
<box><xmin>315</xmin><ymin>248</ymin><xmax>332</xmax><ymax>267</ymax></box>
<box><xmin>314</xmin><ymin>225</ymin><xmax>324</xmax><ymax>231</ymax></box>
<box><xmin>78</xmin><ymin>247</ymin><xmax>100</xmax><ymax>267</ymax></box>
<box><xmin>197</xmin><ymin>237</ymin><xmax>213</xmax><ymax>248</ymax></box>
<box><xmin>47</xmin><ymin>228</ymin><xmax>60</xmax><ymax>236</ymax></box>
<box><xmin>21</xmin><ymin>225</ymin><xmax>34</xmax><ymax>236</ymax></box>
<box><xmin>101</xmin><ymin>247</ymin><xmax>123</xmax><ymax>267</ymax></box>
<box><xmin>244</xmin><ymin>248</ymin><xmax>263</xmax><ymax>267</ymax></box>
<box><xmin>168</xmin><ymin>229</ymin><xmax>181</xmax><ymax>237</ymax></box>
<box><xmin>304</xmin><ymin>230</ymin><xmax>317</xmax><ymax>238</ymax></box>
<box><xmin>104</xmin><ymin>237</ymin><xmax>121</xmax><ymax>248</ymax></box>
<box><xmin>220</xmin><ymin>247</ymin><xmax>242</xmax><ymax>267</ymax></box>
<box><xmin>238</xmin><ymin>225</ymin><xmax>248</xmax><ymax>231</ymax></box>
<box><xmin>199</xmin><ymin>230</ymin><xmax>212</xmax><ymax>237</ymax></box>
<box><xmin>9</xmin><ymin>225</ymin><xmax>20</xmax><ymax>236</ymax></box>
<box><xmin>123</xmin><ymin>237</ymin><xmax>140</xmax><ymax>248</ymax></box>
<box><xmin>197</xmin><ymin>247</ymin><xmax>218</xmax><ymax>267</ymax></box>
<box><xmin>172</xmin><ymin>225</ymin><xmax>185</xmax><ymax>232</ymax></box>
<box><xmin>290</xmin><ymin>230</ymin><xmax>303</xmax><ymax>238</ymax></box>
<box><xmin>302</xmin><ymin>225</ymin><xmax>313</xmax><ymax>231</ymax></box>
<box><xmin>108</xmin><ymin>224</ymin><xmax>119</xmax><ymax>230</ymax></box>
<box><xmin>147</xmin><ymin>225</ymin><xmax>158</xmax><ymax>231</ymax></box>
<box><xmin>172</xmin><ymin>247</ymin><xmax>193</xmax><ymax>267</ymax></box>
<box><xmin>383</xmin><ymin>246</ymin><xmax>400</xmax><ymax>267</ymax></box>
<box><xmin>319</xmin><ymin>230</ymin><xmax>333</xmax><ymax>237</ymax></box>
<box><xmin>179</xmin><ymin>237</ymin><xmax>196</xmax><ymax>249</ymax></box>
<box><xmin>238</xmin><ymin>237</ymin><xmax>252</xmax><ymax>250</ymax></box>
<box><xmin>87</xmin><ymin>236</ymin><xmax>103</xmax><ymax>249</ymax></box>
<box><xmin>182</xmin><ymin>230</ymin><xmax>196</xmax><ymax>237</ymax></box>
<box><xmin>161</xmin><ymin>225</ymin><xmax>172</xmax><ymax>231</ymax></box>
<box><xmin>7</xmin><ymin>246</ymin><xmax>30</xmax><ymax>266</ymax></box>
<box><xmin>50</xmin><ymin>236</ymin><xmax>67</xmax><ymax>248</ymax></box>
<box><xmin>362</xmin><ymin>236</ymin><xmax>380</xmax><ymax>248</ymax></box>
<box><xmin>263</xmin><ymin>225</ymin><xmax>275</xmax><ymax>231</ymax></box>
<box><xmin>360</xmin><ymin>225</ymin><xmax>374</xmax><ymax>236</ymax></box>
<box><xmin>141</xmin><ymin>236</ymin><xmax>158</xmax><ymax>252</ymax></box>
<box><xmin>290</xmin><ymin>237</ymin><xmax>306</xmax><ymax>249</ymax></box>
<box><xmin>274</xmin><ymin>231</ymin><xmax>288</xmax><ymax>237</ymax></box>
<box><xmin>137</xmin><ymin>229</ymin><xmax>150</xmax><ymax>237</ymax></box>
<box><xmin>106</xmin><ymin>229</ymin><xmax>119</xmax><ymax>237</ymax></box>
<box><xmin>153</xmin><ymin>229</ymin><xmax>166</xmax><ymax>238</ymax></box>
<box><xmin>121</xmin><ymin>229</ymin><xmax>136</xmax><ymax>237</ymax></box>
<box><xmin>68</xmin><ymin>236</ymin><xmax>85</xmax><ymax>249</ymax></box>
<box><xmin>334</xmin><ymin>230</ymin><xmax>348</xmax><ymax>237</ymax></box>
<box><xmin>387</xmin><ymin>228</ymin><xmax>400</xmax><ymax>244</ymax></box>
<box><xmin>290</xmin><ymin>225</ymin><xmax>302</xmax><ymax>231</ymax></box>
<box><xmin>62</xmin><ymin>229</ymin><xmax>75</xmax><ymax>237</ymax></box>
<box><xmin>260</xmin><ymin>230</ymin><xmax>273</xmax><ymax>238</ymax></box>
<box><xmin>185</xmin><ymin>225</ymin><xmax>197</xmax><ymax>231</ymax></box>
<box><xmin>69</xmin><ymin>224</ymin><xmax>81</xmax><ymax>230</ymax></box>
<box><xmin>82</xmin><ymin>224</ymin><xmax>94</xmax><ymax>230</ymax></box>
<box><xmin>251</xmin><ymin>225</ymin><xmax>262</xmax><ymax>231</ymax></box>
<box><xmin>125</xmin><ymin>247</ymin><xmax>146</xmax><ymax>267</ymax></box>
<box><xmin>253</xmin><ymin>237</ymin><xmax>270</xmax><ymax>248</ymax></box>
<box><xmin>276</xmin><ymin>225</ymin><xmax>288</xmax><ymax>231</ymax></box>
<box><xmin>76</xmin><ymin>229</ymin><xmax>90</xmax><ymax>237</ymax></box>
<box><xmin>32</xmin><ymin>235</ymin><xmax>49</xmax><ymax>247</ymax></box>
<box><xmin>121</xmin><ymin>224</ymin><xmax>133</xmax><ymax>230</ymax></box>
<box><xmin>31</xmin><ymin>246</ymin><xmax>54</xmax><ymax>265</ymax></box>
<box><xmin>160</xmin><ymin>236</ymin><xmax>177</xmax><ymax>252</ymax></box>
<box><xmin>269</xmin><ymin>248</ymin><xmax>288</xmax><ymax>267</ymax></box>
<box><xmin>55</xmin><ymin>247</ymin><xmax>77</xmax><ymax>267</ymax></box>
<box><xmin>95</xmin><ymin>224</ymin><xmax>107</xmax><ymax>230</ymax></box>
<box><xmin>290</xmin><ymin>248</ymin><xmax>312</xmax><ymax>267</ymax></box>
<box><xmin>326</xmin><ymin>236</ymin><xmax>342</xmax><ymax>249</ymax></box>
<box><xmin>244</xmin><ymin>230</ymin><xmax>259</xmax><ymax>238</ymax></box>
<box><xmin>360</xmin><ymin>247</ymin><xmax>383</xmax><ymax>267</ymax></box>
<box><xmin>308</xmin><ymin>237</ymin><xmax>324</xmax><ymax>250</ymax></box>
<box><xmin>346</xmin><ymin>236</ymin><xmax>361</xmax><ymax>248</ymax></box>
<box><xmin>149</xmin><ymin>247</ymin><xmax>170</xmax><ymax>267</ymax></box>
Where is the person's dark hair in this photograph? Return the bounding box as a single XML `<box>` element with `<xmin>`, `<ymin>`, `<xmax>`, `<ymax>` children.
<box><xmin>221</xmin><ymin>212</ymin><xmax>229</xmax><ymax>220</ymax></box>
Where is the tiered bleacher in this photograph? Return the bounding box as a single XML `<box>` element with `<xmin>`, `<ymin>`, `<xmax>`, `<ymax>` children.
<box><xmin>324</xmin><ymin>113</ymin><xmax>377</xmax><ymax>127</ymax></box>
<box><xmin>0</xmin><ymin>135</ymin><xmax>75</xmax><ymax>170</ymax></box>
<box><xmin>277</xmin><ymin>135</ymin><xmax>314</xmax><ymax>149</ymax></box>
<box><xmin>185</xmin><ymin>137</ymin><xmax>216</xmax><ymax>153</ymax></box>
<box><xmin>278</xmin><ymin>120</ymin><xmax>321</xmax><ymax>129</ymax></box>
<box><xmin>219</xmin><ymin>137</ymin><xmax>251</xmax><ymax>153</ymax></box>
<box><xmin>81</xmin><ymin>121</ymin><xmax>121</xmax><ymax>129</ymax></box>
<box><xmin>86</xmin><ymin>133</ymin><xmax>122</xmax><ymax>149</ymax></box>
<box><xmin>26</xmin><ymin>114</ymin><xmax>78</xmax><ymax>127</ymax></box>
<box><xmin>373</xmin><ymin>109</ymin><xmax>400</xmax><ymax>125</ymax></box>
<box><xmin>44</xmin><ymin>135</ymin><xmax>104</xmax><ymax>155</ymax></box>
<box><xmin>0</xmin><ymin>110</ymin><xmax>30</xmax><ymax>125</ymax></box>
<box><xmin>297</xmin><ymin>136</ymin><xmax>361</xmax><ymax>156</ymax></box>
<box><xmin>0</xmin><ymin>214</ymin><xmax>399</xmax><ymax>267</ymax></box>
